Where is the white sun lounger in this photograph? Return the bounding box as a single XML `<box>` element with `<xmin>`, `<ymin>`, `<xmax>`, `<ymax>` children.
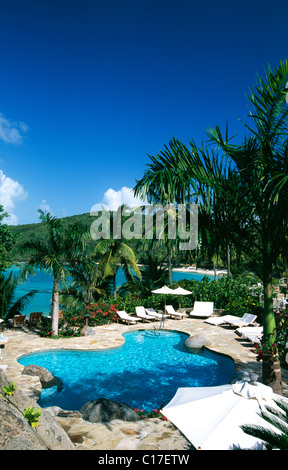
<box><xmin>145</xmin><ymin>308</ymin><xmax>168</xmax><ymax>319</ymax></box>
<box><xmin>165</xmin><ymin>305</ymin><xmax>187</xmax><ymax>320</ymax></box>
<box><xmin>135</xmin><ymin>307</ymin><xmax>157</xmax><ymax>322</ymax></box>
<box><xmin>236</xmin><ymin>326</ymin><xmax>263</xmax><ymax>344</ymax></box>
<box><xmin>236</xmin><ymin>326</ymin><xmax>263</xmax><ymax>337</ymax></box>
<box><xmin>116</xmin><ymin>311</ymin><xmax>142</xmax><ymax>325</ymax></box>
<box><xmin>189</xmin><ymin>301</ymin><xmax>214</xmax><ymax>318</ymax></box>
<box><xmin>205</xmin><ymin>313</ymin><xmax>257</xmax><ymax>327</ymax></box>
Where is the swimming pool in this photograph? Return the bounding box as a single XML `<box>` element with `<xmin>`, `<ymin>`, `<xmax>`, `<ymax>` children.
<box><xmin>18</xmin><ymin>330</ymin><xmax>235</xmax><ymax>411</ymax></box>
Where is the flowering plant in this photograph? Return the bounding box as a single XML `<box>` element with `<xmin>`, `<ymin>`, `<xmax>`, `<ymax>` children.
<box><xmin>134</xmin><ymin>406</ymin><xmax>167</xmax><ymax>421</ymax></box>
<box><xmin>251</xmin><ymin>342</ymin><xmax>278</xmax><ymax>362</ymax></box>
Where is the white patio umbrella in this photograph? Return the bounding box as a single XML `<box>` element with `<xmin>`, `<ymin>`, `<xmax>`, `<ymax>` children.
<box><xmin>161</xmin><ymin>381</ymin><xmax>287</xmax><ymax>450</ymax></box>
<box><xmin>151</xmin><ymin>285</ymin><xmax>176</xmax><ymax>295</ymax></box>
<box><xmin>151</xmin><ymin>285</ymin><xmax>175</xmax><ymax>328</ymax></box>
<box><xmin>172</xmin><ymin>287</ymin><xmax>192</xmax><ymax>295</ymax></box>
<box><xmin>172</xmin><ymin>286</ymin><xmax>192</xmax><ymax>308</ymax></box>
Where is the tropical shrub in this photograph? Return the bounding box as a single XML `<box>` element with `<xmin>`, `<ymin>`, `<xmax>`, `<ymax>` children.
<box><xmin>172</xmin><ymin>277</ymin><xmax>262</xmax><ymax>318</ymax></box>
<box><xmin>134</xmin><ymin>406</ymin><xmax>167</xmax><ymax>421</ymax></box>
<box><xmin>85</xmin><ymin>301</ymin><xmax>118</xmax><ymax>325</ymax></box>
<box><xmin>251</xmin><ymin>311</ymin><xmax>288</xmax><ymax>365</ymax></box>
<box><xmin>224</xmin><ymin>295</ymin><xmax>262</xmax><ymax>318</ymax></box>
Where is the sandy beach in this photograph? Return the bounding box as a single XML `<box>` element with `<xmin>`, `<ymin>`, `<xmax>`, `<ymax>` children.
<box><xmin>172</xmin><ymin>267</ymin><xmax>228</xmax><ymax>276</ymax></box>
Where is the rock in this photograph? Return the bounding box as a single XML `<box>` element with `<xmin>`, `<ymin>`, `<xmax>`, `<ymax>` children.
<box><xmin>0</xmin><ymin>399</ymin><xmax>46</xmax><ymax>450</ymax></box>
<box><xmin>22</xmin><ymin>364</ymin><xmax>63</xmax><ymax>391</ymax></box>
<box><xmin>80</xmin><ymin>325</ymin><xmax>95</xmax><ymax>336</ymax></box>
<box><xmin>184</xmin><ymin>334</ymin><xmax>212</xmax><ymax>350</ymax></box>
<box><xmin>80</xmin><ymin>398</ymin><xmax>140</xmax><ymax>423</ymax></box>
<box><xmin>0</xmin><ymin>371</ymin><xmax>74</xmax><ymax>450</ymax></box>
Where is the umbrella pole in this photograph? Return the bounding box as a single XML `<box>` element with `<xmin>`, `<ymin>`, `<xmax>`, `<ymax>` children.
<box><xmin>159</xmin><ymin>295</ymin><xmax>166</xmax><ymax>330</ymax></box>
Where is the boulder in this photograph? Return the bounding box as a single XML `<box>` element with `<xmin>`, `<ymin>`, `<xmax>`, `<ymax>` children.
<box><xmin>184</xmin><ymin>334</ymin><xmax>212</xmax><ymax>350</ymax></box>
<box><xmin>0</xmin><ymin>371</ymin><xmax>74</xmax><ymax>450</ymax></box>
<box><xmin>80</xmin><ymin>325</ymin><xmax>95</xmax><ymax>336</ymax></box>
<box><xmin>80</xmin><ymin>398</ymin><xmax>140</xmax><ymax>423</ymax></box>
<box><xmin>22</xmin><ymin>364</ymin><xmax>63</xmax><ymax>391</ymax></box>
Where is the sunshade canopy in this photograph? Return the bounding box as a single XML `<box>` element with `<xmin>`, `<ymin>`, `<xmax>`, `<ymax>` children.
<box><xmin>161</xmin><ymin>381</ymin><xmax>287</xmax><ymax>450</ymax></box>
<box><xmin>172</xmin><ymin>287</ymin><xmax>192</xmax><ymax>295</ymax></box>
<box><xmin>151</xmin><ymin>285</ymin><xmax>176</xmax><ymax>295</ymax></box>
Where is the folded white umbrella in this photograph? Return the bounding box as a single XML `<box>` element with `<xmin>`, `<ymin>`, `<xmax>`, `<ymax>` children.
<box><xmin>161</xmin><ymin>381</ymin><xmax>287</xmax><ymax>450</ymax></box>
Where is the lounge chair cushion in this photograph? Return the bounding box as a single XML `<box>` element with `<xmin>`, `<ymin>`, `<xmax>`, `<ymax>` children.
<box><xmin>190</xmin><ymin>301</ymin><xmax>214</xmax><ymax>318</ymax></box>
<box><xmin>205</xmin><ymin>313</ymin><xmax>257</xmax><ymax>327</ymax></box>
<box><xmin>165</xmin><ymin>305</ymin><xmax>187</xmax><ymax>318</ymax></box>
<box><xmin>116</xmin><ymin>311</ymin><xmax>142</xmax><ymax>324</ymax></box>
<box><xmin>236</xmin><ymin>326</ymin><xmax>263</xmax><ymax>337</ymax></box>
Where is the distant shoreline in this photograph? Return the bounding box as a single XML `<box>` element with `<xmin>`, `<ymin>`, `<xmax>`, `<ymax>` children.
<box><xmin>172</xmin><ymin>267</ymin><xmax>227</xmax><ymax>277</ymax></box>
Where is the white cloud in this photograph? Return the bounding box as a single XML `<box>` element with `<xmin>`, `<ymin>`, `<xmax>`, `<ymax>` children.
<box><xmin>91</xmin><ymin>186</ymin><xmax>147</xmax><ymax>213</ymax></box>
<box><xmin>0</xmin><ymin>170</ymin><xmax>27</xmax><ymax>224</ymax></box>
<box><xmin>0</xmin><ymin>113</ymin><xmax>28</xmax><ymax>145</ymax></box>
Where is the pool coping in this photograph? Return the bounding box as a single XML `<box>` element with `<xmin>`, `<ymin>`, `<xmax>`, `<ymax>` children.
<box><xmin>2</xmin><ymin>317</ymin><xmax>288</xmax><ymax>400</ymax></box>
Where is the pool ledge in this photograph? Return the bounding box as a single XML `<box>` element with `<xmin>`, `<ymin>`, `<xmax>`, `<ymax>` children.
<box><xmin>2</xmin><ymin>317</ymin><xmax>288</xmax><ymax>402</ymax></box>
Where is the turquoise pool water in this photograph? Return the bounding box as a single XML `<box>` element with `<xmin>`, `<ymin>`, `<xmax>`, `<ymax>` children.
<box><xmin>18</xmin><ymin>330</ymin><xmax>235</xmax><ymax>411</ymax></box>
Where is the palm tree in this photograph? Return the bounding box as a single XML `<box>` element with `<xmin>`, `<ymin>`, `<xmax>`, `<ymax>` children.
<box><xmin>207</xmin><ymin>61</ymin><xmax>288</xmax><ymax>393</ymax></box>
<box><xmin>0</xmin><ymin>271</ymin><xmax>36</xmax><ymax>321</ymax></box>
<box><xmin>134</xmin><ymin>138</ymin><xmax>239</xmax><ymax>280</ymax></box>
<box><xmin>60</xmin><ymin>256</ymin><xmax>112</xmax><ymax>306</ymax></box>
<box><xmin>133</xmin><ymin>61</ymin><xmax>288</xmax><ymax>393</ymax></box>
<box><xmin>20</xmin><ymin>210</ymin><xmax>85</xmax><ymax>336</ymax></box>
<box><xmin>241</xmin><ymin>398</ymin><xmax>288</xmax><ymax>450</ymax></box>
<box><xmin>94</xmin><ymin>238</ymin><xmax>141</xmax><ymax>300</ymax></box>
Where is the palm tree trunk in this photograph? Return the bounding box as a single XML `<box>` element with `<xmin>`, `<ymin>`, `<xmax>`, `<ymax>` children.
<box><xmin>262</xmin><ymin>260</ymin><xmax>283</xmax><ymax>395</ymax></box>
<box><xmin>168</xmin><ymin>249</ymin><xmax>172</xmax><ymax>286</ymax></box>
<box><xmin>113</xmin><ymin>274</ymin><xmax>117</xmax><ymax>300</ymax></box>
<box><xmin>227</xmin><ymin>242</ymin><xmax>231</xmax><ymax>278</ymax></box>
<box><xmin>213</xmin><ymin>261</ymin><xmax>217</xmax><ymax>281</ymax></box>
<box><xmin>52</xmin><ymin>277</ymin><xmax>59</xmax><ymax>336</ymax></box>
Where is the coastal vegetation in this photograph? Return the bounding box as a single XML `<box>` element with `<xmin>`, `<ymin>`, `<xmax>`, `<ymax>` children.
<box><xmin>134</xmin><ymin>60</ymin><xmax>288</xmax><ymax>394</ymax></box>
<box><xmin>0</xmin><ymin>61</ymin><xmax>288</xmax><ymax>393</ymax></box>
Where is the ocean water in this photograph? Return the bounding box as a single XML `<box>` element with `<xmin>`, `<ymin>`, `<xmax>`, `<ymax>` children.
<box><xmin>18</xmin><ymin>330</ymin><xmax>235</xmax><ymax>410</ymax></box>
<box><xmin>5</xmin><ymin>266</ymin><xmax>214</xmax><ymax>317</ymax></box>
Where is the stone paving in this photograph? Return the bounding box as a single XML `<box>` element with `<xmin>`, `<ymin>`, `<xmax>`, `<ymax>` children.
<box><xmin>1</xmin><ymin>317</ymin><xmax>288</xmax><ymax>450</ymax></box>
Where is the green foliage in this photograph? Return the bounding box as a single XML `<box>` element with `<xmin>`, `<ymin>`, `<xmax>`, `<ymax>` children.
<box><xmin>251</xmin><ymin>311</ymin><xmax>288</xmax><ymax>364</ymax></box>
<box><xmin>23</xmin><ymin>407</ymin><xmax>41</xmax><ymax>428</ymax></box>
<box><xmin>39</xmin><ymin>301</ymin><xmax>119</xmax><ymax>337</ymax></box>
<box><xmin>171</xmin><ymin>277</ymin><xmax>262</xmax><ymax>316</ymax></box>
<box><xmin>0</xmin><ymin>272</ymin><xmax>36</xmax><ymax>321</ymax></box>
<box><xmin>1</xmin><ymin>382</ymin><xmax>17</xmax><ymax>398</ymax></box>
<box><xmin>134</xmin><ymin>406</ymin><xmax>167</xmax><ymax>421</ymax></box>
<box><xmin>10</xmin><ymin>212</ymin><xmax>97</xmax><ymax>262</ymax></box>
<box><xmin>241</xmin><ymin>398</ymin><xmax>288</xmax><ymax>450</ymax></box>
<box><xmin>0</xmin><ymin>205</ymin><xmax>18</xmax><ymax>271</ymax></box>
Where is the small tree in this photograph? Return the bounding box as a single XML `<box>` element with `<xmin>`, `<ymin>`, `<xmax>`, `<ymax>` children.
<box><xmin>20</xmin><ymin>210</ymin><xmax>86</xmax><ymax>336</ymax></box>
<box><xmin>0</xmin><ymin>206</ymin><xmax>18</xmax><ymax>272</ymax></box>
<box><xmin>0</xmin><ymin>272</ymin><xmax>36</xmax><ymax>321</ymax></box>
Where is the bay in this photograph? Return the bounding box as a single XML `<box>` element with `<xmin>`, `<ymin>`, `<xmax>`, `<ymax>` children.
<box><xmin>5</xmin><ymin>266</ymin><xmax>214</xmax><ymax>317</ymax></box>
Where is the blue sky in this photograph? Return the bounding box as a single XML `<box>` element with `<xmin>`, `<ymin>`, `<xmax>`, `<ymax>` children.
<box><xmin>0</xmin><ymin>0</ymin><xmax>287</xmax><ymax>225</ymax></box>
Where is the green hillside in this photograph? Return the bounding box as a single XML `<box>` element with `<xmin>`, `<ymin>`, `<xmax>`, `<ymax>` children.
<box><xmin>9</xmin><ymin>213</ymin><xmax>97</xmax><ymax>261</ymax></box>
<box><xmin>9</xmin><ymin>212</ymin><xmax>142</xmax><ymax>261</ymax></box>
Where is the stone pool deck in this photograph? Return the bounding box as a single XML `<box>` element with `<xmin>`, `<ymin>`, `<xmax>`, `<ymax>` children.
<box><xmin>1</xmin><ymin>317</ymin><xmax>288</xmax><ymax>450</ymax></box>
